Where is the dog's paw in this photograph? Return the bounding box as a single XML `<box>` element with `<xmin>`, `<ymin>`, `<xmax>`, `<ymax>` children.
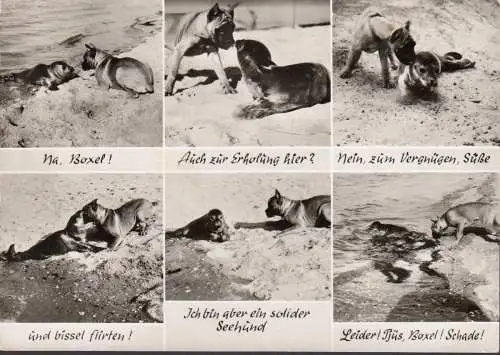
<box><xmin>384</xmin><ymin>81</ymin><xmax>396</xmax><ymax>89</ymax></box>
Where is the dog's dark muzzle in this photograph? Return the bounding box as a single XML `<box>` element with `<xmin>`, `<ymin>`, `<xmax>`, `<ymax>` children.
<box><xmin>265</xmin><ymin>208</ymin><xmax>273</xmax><ymax>217</ymax></box>
<box><xmin>395</xmin><ymin>46</ymin><xmax>416</xmax><ymax>66</ymax></box>
<box><xmin>219</xmin><ymin>38</ymin><xmax>235</xmax><ymax>50</ymax></box>
<box><xmin>81</xmin><ymin>60</ymin><xmax>93</xmax><ymax>71</ymax></box>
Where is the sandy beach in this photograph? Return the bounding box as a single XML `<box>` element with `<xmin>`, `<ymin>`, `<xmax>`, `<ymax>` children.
<box><xmin>333</xmin><ymin>0</ymin><xmax>500</xmax><ymax>146</ymax></box>
<box><xmin>165</xmin><ymin>26</ymin><xmax>331</xmax><ymax>147</ymax></box>
<box><xmin>0</xmin><ymin>19</ymin><xmax>162</xmax><ymax>148</ymax></box>
<box><xmin>165</xmin><ymin>174</ymin><xmax>331</xmax><ymax>301</ymax></box>
<box><xmin>0</xmin><ymin>174</ymin><xmax>163</xmax><ymax>322</ymax></box>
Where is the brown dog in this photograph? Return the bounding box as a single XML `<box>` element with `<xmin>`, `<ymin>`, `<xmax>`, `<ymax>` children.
<box><xmin>164</xmin><ymin>2</ymin><xmax>239</xmax><ymax>95</ymax></box>
<box><xmin>82</xmin><ymin>198</ymin><xmax>156</xmax><ymax>250</ymax></box>
<box><xmin>265</xmin><ymin>189</ymin><xmax>331</xmax><ymax>236</ymax></box>
<box><xmin>340</xmin><ymin>7</ymin><xmax>416</xmax><ymax>88</ymax></box>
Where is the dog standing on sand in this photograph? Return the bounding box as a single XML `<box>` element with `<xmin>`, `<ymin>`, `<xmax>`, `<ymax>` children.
<box><xmin>265</xmin><ymin>189</ymin><xmax>331</xmax><ymax>236</ymax></box>
<box><xmin>81</xmin><ymin>43</ymin><xmax>154</xmax><ymax>96</ymax></box>
<box><xmin>164</xmin><ymin>2</ymin><xmax>239</xmax><ymax>95</ymax></box>
<box><xmin>340</xmin><ymin>7</ymin><xmax>416</xmax><ymax>88</ymax></box>
<box><xmin>431</xmin><ymin>202</ymin><xmax>500</xmax><ymax>244</ymax></box>
<box><xmin>82</xmin><ymin>198</ymin><xmax>156</xmax><ymax>250</ymax></box>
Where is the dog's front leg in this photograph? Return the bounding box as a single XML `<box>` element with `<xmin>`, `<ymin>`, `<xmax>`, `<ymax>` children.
<box><xmin>454</xmin><ymin>222</ymin><xmax>465</xmax><ymax>245</ymax></box>
<box><xmin>165</xmin><ymin>38</ymin><xmax>197</xmax><ymax>96</ymax></box>
<box><xmin>274</xmin><ymin>224</ymin><xmax>303</xmax><ymax>238</ymax></box>
<box><xmin>378</xmin><ymin>46</ymin><xmax>394</xmax><ymax>88</ymax></box>
<box><xmin>209</xmin><ymin>51</ymin><xmax>236</xmax><ymax>94</ymax></box>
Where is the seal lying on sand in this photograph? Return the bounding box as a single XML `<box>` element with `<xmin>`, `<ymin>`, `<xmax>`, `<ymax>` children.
<box><xmin>4</xmin><ymin>210</ymin><xmax>103</xmax><ymax>262</ymax></box>
<box><xmin>235</xmin><ymin>39</ymin><xmax>330</xmax><ymax>119</ymax></box>
<box><xmin>81</xmin><ymin>43</ymin><xmax>154</xmax><ymax>97</ymax></box>
<box><xmin>0</xmin><ymin>61</ymin><xmax>78</xmax><ymax>90</ymax></box>
<box><xmin>165</xmin><ymin>209</ymin><xmax>232</xmax><ymax>242</ymax></box>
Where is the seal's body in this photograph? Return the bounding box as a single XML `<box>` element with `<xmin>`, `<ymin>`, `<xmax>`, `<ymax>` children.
<box><xmin>0</xmin><ymin>61</ymin><xmax>77</xmax><ymax>90</ymax></box>
<box><xmin>235</xmin><ymin>39</ymin><xmax>330</xmax><ymax>119</ymax></box>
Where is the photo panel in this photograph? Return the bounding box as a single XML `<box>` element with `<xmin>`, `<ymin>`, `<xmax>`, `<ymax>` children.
<box><xmin>0</xmin><ymin>0</ymin><xmax>163</xmax><ymax>147</ymax></box>
<box><xmin>0</xmin><ymin>173</ymin><xmax>163</xmax><ymax>323</ymax></box>
<box><xmin>332</xmin><ymin>0</ymin><xmax>500</xmax><ymax>146</ymax></box>
<box><xmin>165</xmin><ymin>172</ymin><xmax>332</xmax><ymax>301</ymax></box>
<box><xmin>164</xmin><ymin>0</ymin><xmax>332</xmax><ymax>147</ymax></box>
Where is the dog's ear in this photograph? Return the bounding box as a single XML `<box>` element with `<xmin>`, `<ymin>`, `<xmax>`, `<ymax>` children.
<box><xmin>227</xmin><ymin>1</ymin><xmax>240</xmax><ymax>13</ymax></box>
<box><xmin>90</xmin><ymin>198</ymin><xmax>98</xmax><ymax>206</ymax></box>
<box><xmin>85</xmin><ymin>43</ymin><xmax>96</xmax><ymax>50</ymax></box>
<box><xmin>208</xmin><ymin>3</ymin><xmax>221</xmax><ymax>20</ymax></box>
<box><xmin>404</xmin><ymin>20</ymin><xmax>411</xmax><ymax>31</ymax></box>
<box><xmin>274</xmin><ymin>189</ymin><xmax>282</xmax><ymax>200</ymax></box>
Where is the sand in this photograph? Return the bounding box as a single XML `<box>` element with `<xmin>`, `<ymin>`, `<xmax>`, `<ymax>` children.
<box><xmin>0</xmin><ymin>174</ymin><xmax>163</xmax><ymax>322</ymax></box>
<box><xmin>333</xmin><ymin>0</ymin><xmax>500</xmax><ymax>146</ymax></box>
<box><xmin>165</xmin><ymin>173</ymin><xmax>331</xmax><ymax>301</ymax></box>
<box><xmin>165</xmin><ymin>26</ymin><xmax>331</xmax><ymax>147</ymax></box>
<box><xmin>0</xmin><ymin>30</ymin><xmax>163</xmax><ymax>148</ymax></box>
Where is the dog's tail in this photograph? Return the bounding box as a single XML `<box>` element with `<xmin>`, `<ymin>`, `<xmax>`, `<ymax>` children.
<box><xmin>234</xmin><ymin>100</ymin><xmax>304</xmax><ymax>120</ymax></box>
<box><xmin>439</xmin><ymin>51</ymin><xmax>475</xmax><ymax>72</ymax></box>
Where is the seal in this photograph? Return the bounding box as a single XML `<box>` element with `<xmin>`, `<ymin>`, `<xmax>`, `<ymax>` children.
<box><xmin>0</xmin><ymin>61</ymin><xmax>78</xmax><ymax>90</ymax></box>
<box><xmin>165</xmin><ymin>208</ymin><xmax>232</xmax><ymax>242</ymax></box>
<box><xmin>234</xmin><ymin>39</ymin><xmax>330</xmax><ymax>119</ymax></box>
<box><xmin>339</xmin><ymin>7</ymin><xmax>416</xmax><ymax>88</ymax></box>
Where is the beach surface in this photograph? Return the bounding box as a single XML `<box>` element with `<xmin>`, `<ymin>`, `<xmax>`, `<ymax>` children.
<box><xmin>0</xmin><ymin>17</ymin><xmax>162</xmax><ymax>148</ymax></box>
<box><xmin>165</xmin><ymin>174</ymin><xmax>331</xmax><ymax>301</ymax></box>
<box><xmin>165</xmin><ymin>26</ymin><xmax>331</xmax><ymax>147</ymax></box>
<box><xmin>0</xmin><ymin>174</ymin><xmax>163</xmax><ymax>322</ymax></box>
<box><xmin>333</xmin><ymin>0</ymin><xmax>500</xmax><ymax>146</ymax></box>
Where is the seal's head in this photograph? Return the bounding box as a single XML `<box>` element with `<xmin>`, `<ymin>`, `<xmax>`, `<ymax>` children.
<box><xmin>50</xmin><ymin>61</ymin><xmax>78</xmax><ymax>80</ymax></box>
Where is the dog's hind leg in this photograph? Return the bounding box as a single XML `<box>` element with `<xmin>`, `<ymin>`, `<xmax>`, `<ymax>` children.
<box><xmin>340</xmin><ymin>44</ymin><xmax>362</xmax><ymax>79</ymax></box>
